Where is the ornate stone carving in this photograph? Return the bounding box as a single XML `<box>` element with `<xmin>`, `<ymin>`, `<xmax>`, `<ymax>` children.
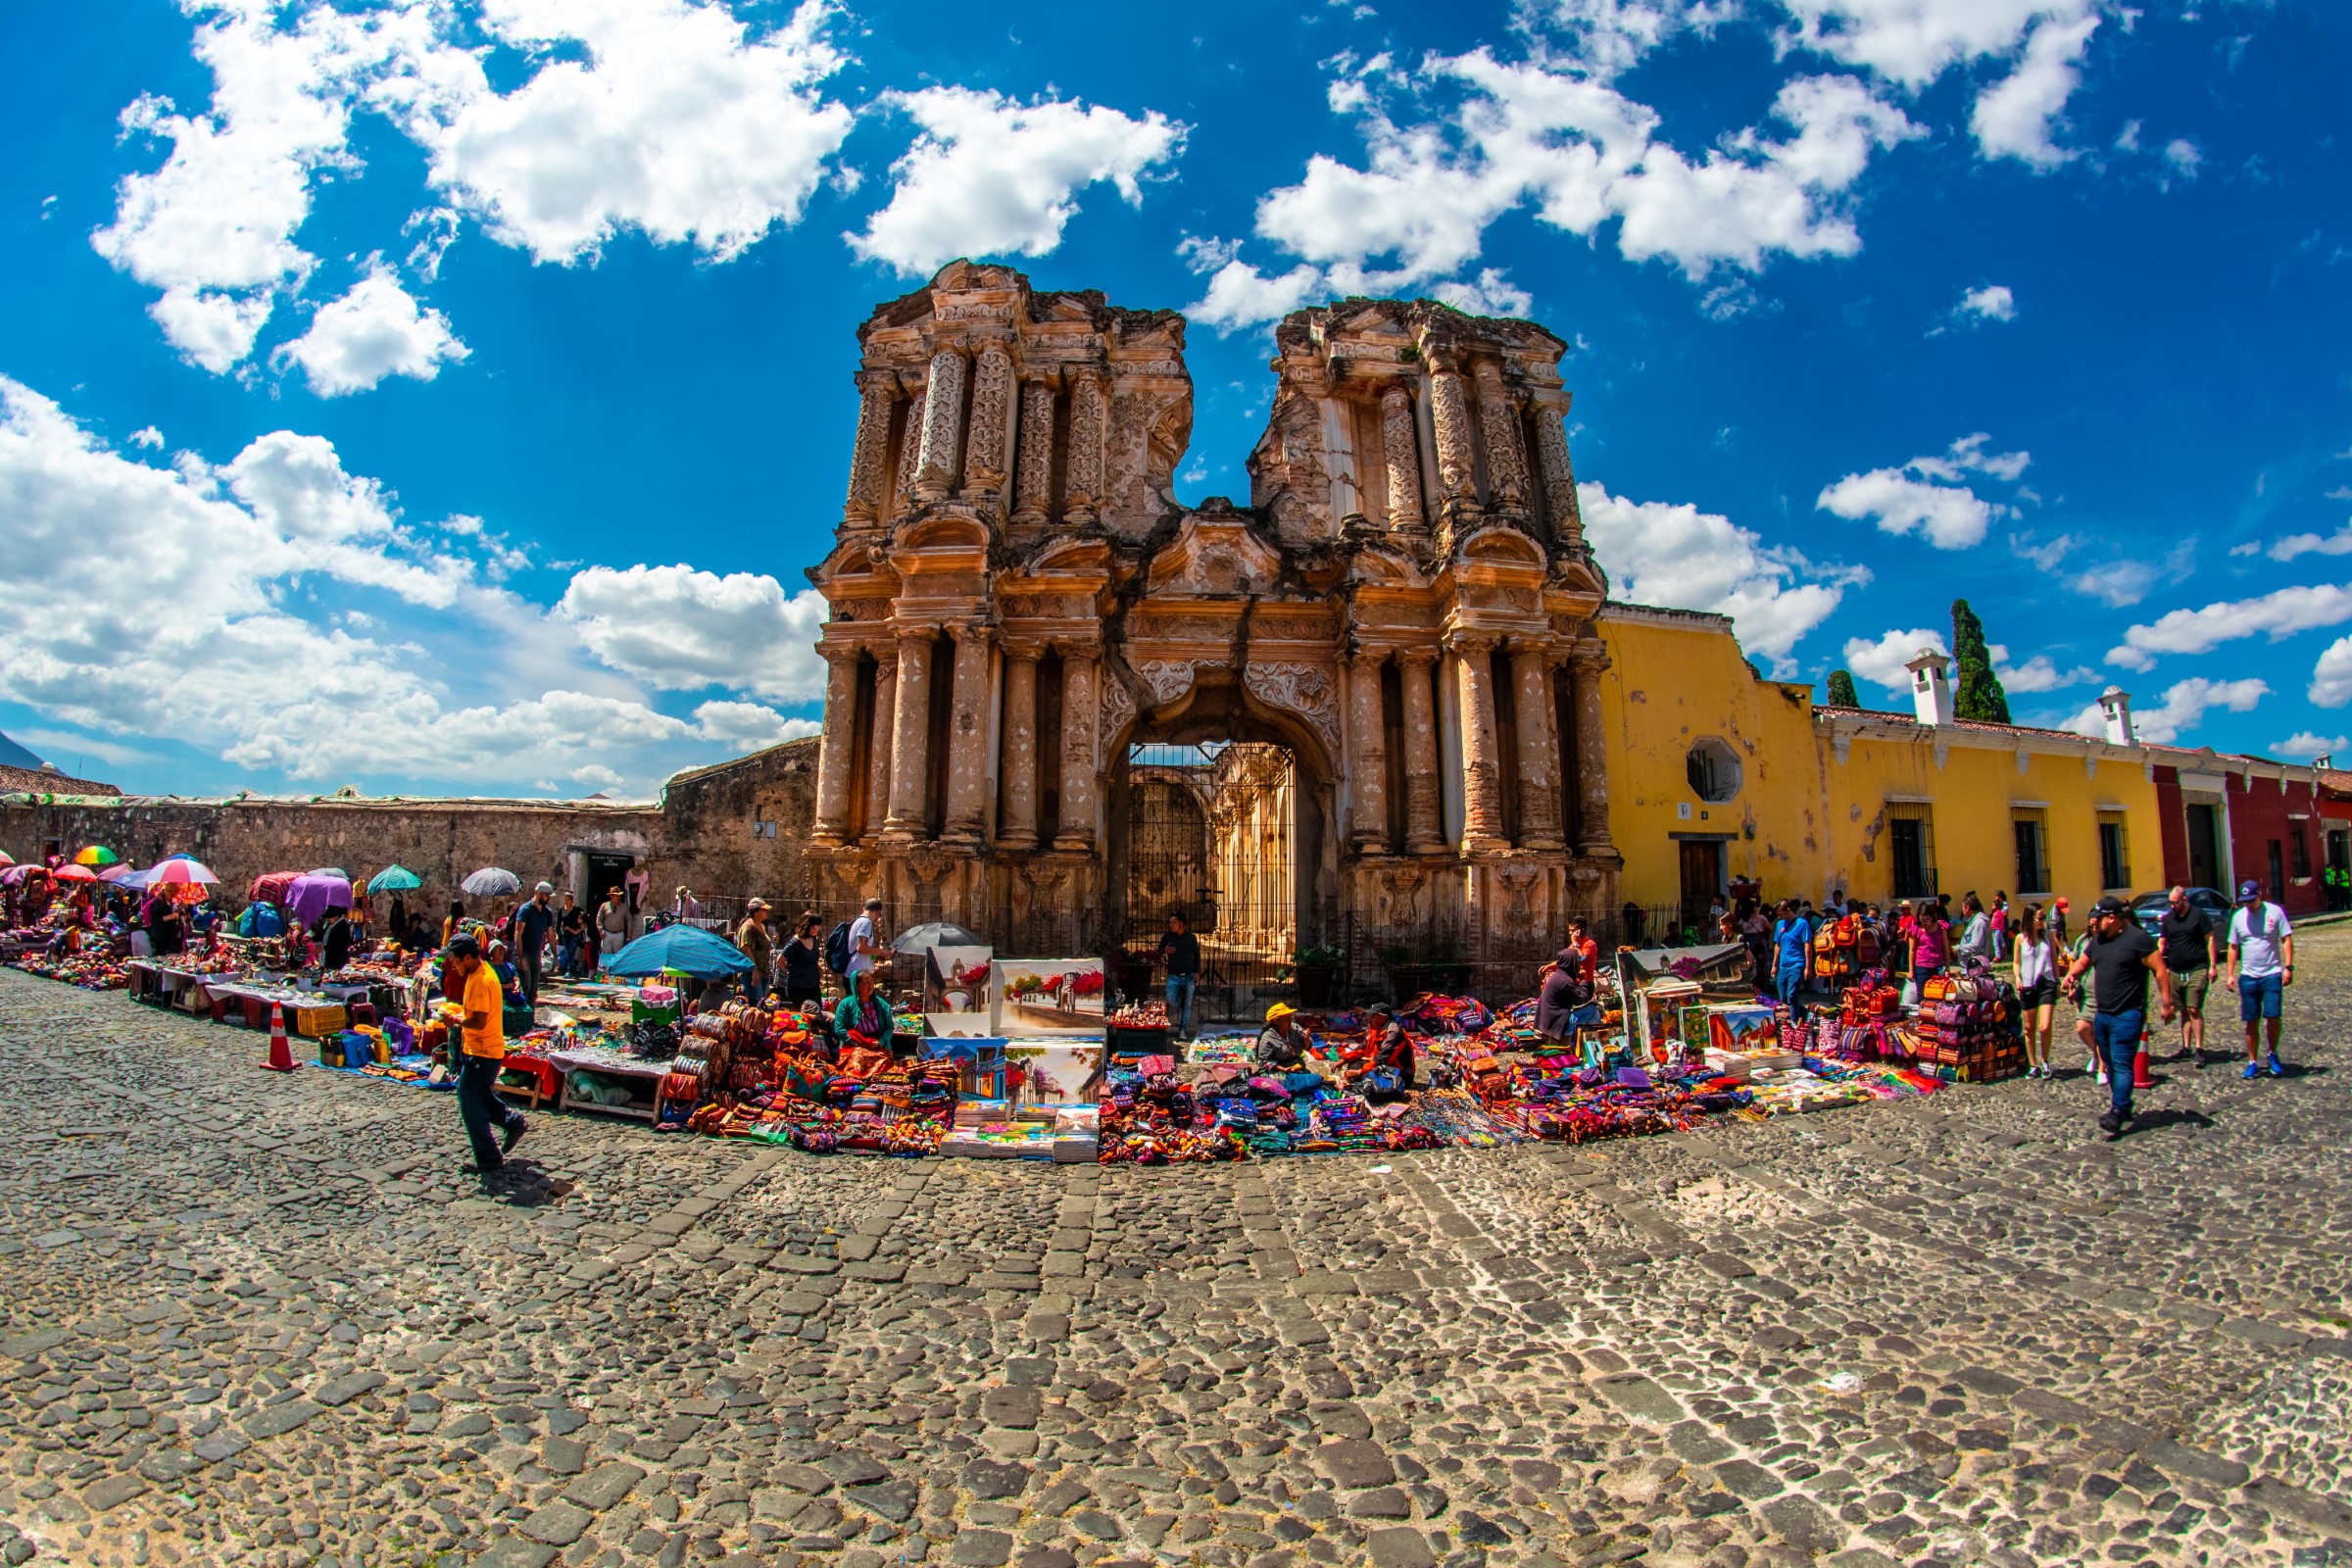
<box><xmin>844</xmin><ymin>373</ymin><xmax>897</xmax><ymax>524</ymax></box>
<box><xmin>1396</xmin><ymin>650</ymin><xmax>1445</xmax><ymax>854</ymax></box>
<box><xmin>1531</xmin><ymin>398</ymin><xmax>1582</xmax><ymax>546</ymax></box>
<box><xmin>1097</xmin><ymin>664</ymin><xmax>1138</xmax><ymax>767</ymax></box>
<box><xmin>892</xmin><ymin>399</ymin><xmax>923</xmax><ymax>517</ymax></box>
<box><xmin>1244</xmin><ymin>660</ymin><xmax>1342</xmax><ymax>765</ymax></box>
<box><xmin>1012</xmin><ymin>374</ymin><xmax>1056</xmax><ymax>525</ymax></box>
<box><xmin>811</xmin><ymin>648</ymin><xmax>861</xmax><ymax>845</ymax></box>
<box><xmin>960</xmin><ymin>343</ymin><xmax>1013</xmax><ymax>500</ymax></box>
<box><xmin>914</xmin><ymin>348</ymin><xmax>966</xmax><ymax>501</ymax></box>
<box><xmin>1064</xmin><ymin>370</ymin><xmax>1107</xmax><ymax>523</ymax></box>
<box><xmin>1381</xmin><ymin>385</ymin><xmax>1425</xmax><ymax>531</ymax></box>
<box><xmin>1447</xmin><ymin>632</ymin><xmax>1507</xmax><ymax>851</ymax></box>
<box><xmin>861</xmin><ymin>650</ymin><xmax>896</xmax><ymax>842</ymax></box>
<box><xmin>1135</xmin><ymin>659</ymin><xmax>1196</xmax><ymax>707</ymax></box>
<box><xmin>1428</xmin><ymin>363</ymin><xmax>1479</xmax><ymax>513</ymax></box>
<box><xmin>1474</xmin><ymin>361</ymin><xmax>1528</xmax><ymax>512</ymax></box>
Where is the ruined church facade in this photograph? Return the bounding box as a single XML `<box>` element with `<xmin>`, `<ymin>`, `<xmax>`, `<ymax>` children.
<box><xmin>805</xmin><ymin>262</ymin><xmax>1617</xmax><ymax>970</ymax></box>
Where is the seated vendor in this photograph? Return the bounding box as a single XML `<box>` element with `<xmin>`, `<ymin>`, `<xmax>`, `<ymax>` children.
<box><xmin>1256</xmin><ymin>1002</ymin><xmax>1306</xmax><ymax>1070</ymax></box>
<box><xmin>1360</xmin><ymin>1004</ymin><xmax>1417</xmax><ymax>1089</ymax></box>
<box><xmin>833</xmin><ymin>968</ymin><xmax>894</xmax><ymax>1054</ymax></box>
<box><xmin>1535</xmin><ymin>947</ymin><xmax>1602</xmax><ymax>1043</ymax></box>
<box><xmin>795</xmin><ymin>999</ymin><xmax>837</xmax><ymax>1056</ymax></box>
<box><xmin>485</xmin><ymin>940</ymin><xmax>528</xmax><ymax>1012</ymax></box>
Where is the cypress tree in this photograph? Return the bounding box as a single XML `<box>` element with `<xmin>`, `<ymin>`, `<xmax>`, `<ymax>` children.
<box><xmin>1826</xmin><ymin>669</ymin><xmax>1860</xmax><ymax>708</ymax></box>
<box><xmin>1950</xmin><ymin>599</ymin><xmax>2012</xmax><ymax>723</ymax></box>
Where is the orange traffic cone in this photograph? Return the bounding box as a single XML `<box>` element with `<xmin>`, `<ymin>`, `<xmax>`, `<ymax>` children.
<box><xmin>2132</xmin><ymin>1037</ymin><xmax>2155</xmax><ymax>1090</ymax></box>
<box><xmin>261</xmin><ymin>1002</ymin><xmax>296</xmax><ymax>1073</ymax></box>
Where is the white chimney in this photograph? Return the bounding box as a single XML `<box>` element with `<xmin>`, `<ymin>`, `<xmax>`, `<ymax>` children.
<box><xmin>2096</xmin><ymin>686</ymin><xmax>2135</xmax><ymax>747</ymax></box>
<box><xmin>1905</xmin><ymin>648</ymin><xmax>1954</xmax><ymax>727</ymax></box>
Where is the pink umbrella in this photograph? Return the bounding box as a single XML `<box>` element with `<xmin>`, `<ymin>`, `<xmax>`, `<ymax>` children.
<box><xmin>98</xmin><ymin>863</ymin><xmax>142</xmax><ymax>884</ymax></box>
<box><xmin>49</xmin><ymin>864</ymin><xmax>98</xmax><ymax>883</ymax></box>
<box><xmin>145</xmin><ymin>857</ymin><xmax>219</xmax><ymax>887</ymax></box>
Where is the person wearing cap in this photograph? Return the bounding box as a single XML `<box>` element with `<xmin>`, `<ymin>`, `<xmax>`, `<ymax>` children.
<box><xmin>2226</xmin><ymin>877</ymin><xmax>2294</xmax><ymax>1078</ymax></box>
<box><xmin>2061</xmin><ymin>895</ymin><xmax>2176</xmax><ymax>1140</ymax></box>
<box><xmin>514</xmin><ymin>881</ymin><xmax>558</xmax><ymax>1004</ymax></box>
<box><xmin>444</xmin><ymin>936</ymin><xmax>526</xmax><ymax>1177</ymax></box>
<box><xmin>1257</xmin><ymin>1003</ymin><xmax>1306</xmax><ymax>1071</ymax></box>
<box><xmin>735</xmin><ymin>898</ymin><xmax>776</xmax><ymax>1004</ymax></box>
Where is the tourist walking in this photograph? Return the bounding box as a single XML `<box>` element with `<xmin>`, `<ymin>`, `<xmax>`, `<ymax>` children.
<box><xmin>1773</xmin><ymin>900</ymin><xmax>1811</xmax><ymax>1013</ymax></box>
<box><xmin>514</xmin><ymin>882</ymin><xmax>557</xmax><ymax>1004</ymax></box>
<box><xmin>2158</xmin><ymin>885</ymin><xmax>2219</xmax><ymax>1068</ymax></box>
<box><xmin>735</xmin><ymin>898</ymin><xmax>775</xmax><ymax>1004</ymax></box>
<box><xmin>846</xmin><ymin>897</ymin><xmax>885</xmax><ymax>980</ymax></box>
<box><xmin>556</xmin><ymin>891</ymin><xmax>587</xmax><ymax>977</ymax></box>
<box><xmin>1157</xmin><ymin>911</ymin><xmax>1200</xmax><ymax>1040</ymax></box>
<box><xmin>1955</xmin><ymin>893</ymin><xmax>1990</xmax><ymax>965</ymax></box>
<box><xmin>780</xmin><ymin>912</ymin><xmax>825</xmax><ymax>1007</ymax></box>
<box><xmin>2227</xmin><ymin>878</ymin><xmax>2294</xmax><ymax>1079</ymax></box>
<box><xmin>2012</xmin><ymin>904</ymin><xmax>2060</xmax><ymax>1076</ymax></box>
<box><xmin>443</xmin><ymin>935</ymin><xmax>526</xmax><ymax>1177</ymax></box>
<box><xmin>2061</xmin><ymin>896</ymin><xmax>2175</xmax><ymax>1140</ymax></box>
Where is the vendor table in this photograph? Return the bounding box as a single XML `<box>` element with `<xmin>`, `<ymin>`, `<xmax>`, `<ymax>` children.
<box><xmin>544</xmin><ymin>1044</ymin><xmax>669</xmax><ymax>1121</ymax></box>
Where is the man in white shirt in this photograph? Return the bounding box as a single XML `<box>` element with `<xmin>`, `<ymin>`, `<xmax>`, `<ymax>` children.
<box><xmin>846</xmin><ymin>897</ymin><xmax>884</xmax><ymax>980</ymax></box>
<box><xmin>2226</xmin><ymin>877</ymin><xmax>2293</xmax><ymax>1080</ymax></box>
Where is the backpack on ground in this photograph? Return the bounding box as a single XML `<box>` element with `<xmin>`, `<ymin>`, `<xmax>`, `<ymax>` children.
<box><xmin>825</xmin><ymin>921</ymin><xmax>853</xmax><ymax>977</ymax></box>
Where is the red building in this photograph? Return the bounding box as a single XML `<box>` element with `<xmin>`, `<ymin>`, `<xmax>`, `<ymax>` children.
<box><xmin>2150</xmin><ymin>750</ymin><xmax>2326</xmax><ymax>917</ymax></box>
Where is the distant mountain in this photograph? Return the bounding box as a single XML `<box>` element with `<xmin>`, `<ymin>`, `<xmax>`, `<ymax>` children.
<box><xmin>0</xmin><ymin>731</ymin><xmax>43</xmax><ymax>770</ymax></box>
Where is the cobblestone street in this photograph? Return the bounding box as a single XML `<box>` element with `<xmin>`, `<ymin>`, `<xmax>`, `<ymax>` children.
<box><xmin>2</xmin><ymin>935</ymin><xmax>2349</xmax><ymax>1568</ymax></box>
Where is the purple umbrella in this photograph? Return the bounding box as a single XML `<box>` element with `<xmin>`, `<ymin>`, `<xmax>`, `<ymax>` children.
<box><xmin>284</xmin><ymin>872</ymin><xmax>354</xmax><ymax>926</ymax></box>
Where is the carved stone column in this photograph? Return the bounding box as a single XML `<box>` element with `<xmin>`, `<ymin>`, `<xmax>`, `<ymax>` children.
<box><xmin>913</xmin><ymin>347</ymin><xmax>966</xmax><ymax>503</ymax></box>
<box><xmin>1064</xmin><ymin>369</ymin><xmax>1107</xmax><ymax>525</ymax></box>
<box><xmin>998</xmin><ymin>646</ymin><xmax>1040</xmax><ymax>849</ymax></box>
<box><xmin>959</xmin><ymin>342</ymin><xmax>1014</xmax><ymax>503</ymax></box>
<box><xmin>892</xmin><ymin>382</ymin><xmax>924</xmax><ymax>519</ymax></box>
<box><xmin>883</xmin><ymin>629</ymin><xmax>935</xmax><ymax>838</ymax></box>
<box><xmin>843</xmin><ymin>371</ymin><xmax>898</xmax><ymax>526</ymax></box>
<box><xmin>1427</xmin><ymin>354</ymin><xmax>1480</xmax><ymax>521</ymax></box>
<box><xmin>1397</xmin><ymin>650</ymin><xmax>1445</xmax><ymax>854</ymax></box>
<box><xmin>1011</xmin><ymin>373</ymin><xmax>1057</xmax><ymax>527</ymax></box>
<box><xmin>1449</xmin><ymin>632</ymin><xmax>1507</xmax><ymax>853</ymax></box>
<box><xmin>861</xmin><ymin>649</ymin><xmax>897</xmax><ymax>842</ymax></box>
<box><xmin>1510</xmin><ymin>640</ymin><xmax>1564</xmax><ymax>851</ymax></box>
<box><xmin>942</xmin><ymin>623</ymin><xmax>995</xmax><ymax>844</ymax></box>
<box><xmin>1380</xmin><ymin>386</ymin><xmax>1425</xmax><ymax>533</ymax></box>
<box><xmin>810</xmin><ymin>646</ymin><xmax>861</xmax><ymax>847</ymax></box>
<box><xmin>1567</xmin><ymin>640</ymin><xmax>1614</xmax><ymax>856</ymax></box>
<box><xmin>1475</xmin><ymin>361</ymin><xmax>1529</xmax><ymax>516</ymax></box>
<box><xmin>1348</xmin><ymin>651</ymin><xmax>1389</xmax><ymax>851</ymax></box>
<box><xmin>1531</xmin><ymin>395</ymin><xmax>1583</xmax><ymax>547</ymax></box>
<box><xmin>1054</xmin><ymin>644</ymin><xmax>1100</xmax><ymax>851</ymax></box>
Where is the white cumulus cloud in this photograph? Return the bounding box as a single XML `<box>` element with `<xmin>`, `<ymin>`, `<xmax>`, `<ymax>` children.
<box><xmin>1817</xmin><ymin>431</ymin><xmax>2029</xmax><ymax>550</ymax></box>
<box><xmin>277</xmin><ymin>267</ymin><xmax>468</xmax><ymax>396</ymax></box>
<box><xmin>1955</xmin><ymin>282</ymin><xmax>2015</xmax><ymax>322</ymax></box>
<box><xmin>2273</xmin><ymin>731</ymin><xmax>2349</xmax><ymax>760</ymax></box>
<box><xmin>1842</xmin><ymin>627</ymin><xmax>1946</xmax><ymax>690</ymax></box>
<box><xmin>2312</xmin><ymin>635</ymin><xmax>2352</xmax><ymax>708</ymax></box>
<box><xmin>1988</xmin><ymin>643</ymin><xmax>2098</xmax><ymax>693</ymax></box>
<box><xmin>557</xmin><ymin>564</ymin><xmax>829</xmax><ymax>703</ymax></box>
<box><xmin>2266</xmin><ymin>521</ymin><xmax>2352</xmax><ymax>563</ymax></box>
<box><xmin>2108</xmin><ymin>585</ymin><xmax>2352</xmax><ymax>670</ymax></box>
<box><xmin>851</xmin><ymin>88</ymin><xmax>1185</xmax><ymax>277</ymax></box>
<box><xmin>1581</xmin><ymin>480</ymin><xmax>1865</xmax><ymax>673</ymax></box>
<box><xmin>1969</xmin><ymin>12</ymin><xmax>2099</xmax><ymax>168</ymax></box>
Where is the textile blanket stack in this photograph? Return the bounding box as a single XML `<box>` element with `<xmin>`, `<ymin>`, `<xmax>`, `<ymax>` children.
<box><xmin>658</xmin><ymin>998</ymin><xmax>955</xmax><ymax>1153</ymax></box>
<box><xmin>1906</xmin><ymin>969</ymin><xmax>2025</xmax><ymax>1082</ymax></box>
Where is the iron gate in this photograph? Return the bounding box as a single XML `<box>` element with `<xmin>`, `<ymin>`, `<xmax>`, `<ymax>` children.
<box><xmin>1122</xmin><ymin>741</ymin><xmax>1297</xmax><ymax>1007</ymax></box>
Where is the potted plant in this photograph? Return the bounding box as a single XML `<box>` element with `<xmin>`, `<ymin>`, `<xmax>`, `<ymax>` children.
<box><xmin>1290</xmin><ymin>943</ymin><xmax>1347</xmax><ymax>1007</ymax></box>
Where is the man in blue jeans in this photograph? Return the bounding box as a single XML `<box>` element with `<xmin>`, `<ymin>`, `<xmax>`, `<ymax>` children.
<box><xmin>1772</xmin><ymin>900</ymin><xmax>1811</xmax><ymax>1015</ymax></box>
<box><xmin>1157</xmin><ymin>911</ymin><xmax>1200</xmax><ymax>1040</ymax></box>
<box><xmin>2061</xmin><ymin>895</ymin><xmax>2176</xmax><ymax>1140</ymax></box>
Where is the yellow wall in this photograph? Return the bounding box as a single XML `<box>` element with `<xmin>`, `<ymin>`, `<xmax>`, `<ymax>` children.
<box><xmin>1598</xmin><ymin>609</ymin><xmax>2164</xmax><ymax>913</ymax></box>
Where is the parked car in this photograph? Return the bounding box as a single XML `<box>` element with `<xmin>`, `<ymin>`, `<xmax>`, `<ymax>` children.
<box><xmin>2129</xmin><ymin>887</ymin><xmax>2231</xmax><ymax>941</ymax></box>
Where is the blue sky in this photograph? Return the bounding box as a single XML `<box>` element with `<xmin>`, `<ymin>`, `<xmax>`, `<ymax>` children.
<box><xmin>2</xmin><ymin>0</ymin><xmax>2347</xmax><ymax>798</ymax></box>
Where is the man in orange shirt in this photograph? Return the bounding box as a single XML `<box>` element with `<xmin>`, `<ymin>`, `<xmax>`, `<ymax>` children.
<box><xmin>446</xmin><ymin>936</ymin><xmax>526</xmax><ymax>1176</ymax></box>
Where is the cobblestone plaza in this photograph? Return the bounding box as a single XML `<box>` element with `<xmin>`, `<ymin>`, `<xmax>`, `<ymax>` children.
<box><xmin>1</xmin><ymin>939</ymin><xmax>2349</xmax><ymax>1568</ymax></box>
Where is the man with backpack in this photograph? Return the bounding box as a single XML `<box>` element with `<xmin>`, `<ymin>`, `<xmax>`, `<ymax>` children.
<box><xmin>2227</xmin><ymin>878</ymin><xmax>2294</xmax><ymax>1079</ymax></box>
<box><xmin>832</xmin><ymin>898</ymin><xmax>886</xmax><ymax>986</ymax></box>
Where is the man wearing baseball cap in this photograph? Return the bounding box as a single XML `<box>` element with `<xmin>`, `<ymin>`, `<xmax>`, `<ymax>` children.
<box><xmin>2226</xmin><ymin>877</ymin><xmax>2294</xmax><ymax>1079</ymax></box>
<box><xmin>2060</xmin><ymin>895</ymin><xmax>2175</xmax><ymax>1141</ymax></box>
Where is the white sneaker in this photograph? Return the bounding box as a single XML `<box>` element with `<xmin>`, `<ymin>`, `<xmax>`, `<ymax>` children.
<box><xmin>2096</xmin><ymin>1069</ymin><xmax>2109</xmax><ymax>1085</ymax></box>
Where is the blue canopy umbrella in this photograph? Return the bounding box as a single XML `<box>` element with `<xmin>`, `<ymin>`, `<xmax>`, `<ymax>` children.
<box><xmin>604</xmin><ymin>924</ymin><xmax>754</xmax><ymax>980</ymax></box>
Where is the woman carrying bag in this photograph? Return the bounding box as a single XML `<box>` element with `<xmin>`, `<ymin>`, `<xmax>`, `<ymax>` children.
<box><xmin>2012</xmin><ymin>902</ymin><xmax>2061</xmax><ymax>1078</ymax></box>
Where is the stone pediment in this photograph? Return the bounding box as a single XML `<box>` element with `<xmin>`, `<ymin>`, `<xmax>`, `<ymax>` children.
<box><xmin>808</xmin><ymin>536</ymin><xmax>897</xmax><ymax>594</ymax></box>
<box><xmin>1347</xmin><ymin>543</ymin><xmax>1431</xmax><ymax>590</ymax></box>
<box><xmin>1146</xmin><ymin>514</ymin><xmax>1288</xmax><ymax>598</ymax></box>
<box><xmin>1451</xmin><ymin>522</ymin><xmax>1549</xmax><ymax>576</ymax></box>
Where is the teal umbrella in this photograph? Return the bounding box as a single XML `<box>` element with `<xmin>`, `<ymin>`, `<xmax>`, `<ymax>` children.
<box><xmin>605</xmin><ymin>925</ymin><xmax>754</xmax><ymax>980</ymax></box>
<box><xmin>368</xmin><ymin>865</ymin><xmax>422</xmax><ymax>893</ymax></box>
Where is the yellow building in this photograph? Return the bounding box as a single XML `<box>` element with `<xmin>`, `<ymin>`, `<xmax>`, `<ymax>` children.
<box><xmin>1598</xmin><ymin>604</ymin><xmax>2164</xmax><ymax>929</ymax></box>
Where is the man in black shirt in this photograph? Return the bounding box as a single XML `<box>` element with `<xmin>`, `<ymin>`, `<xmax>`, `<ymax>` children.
<box><xmin>514</xmin><ymin>882</ymin><xmax>558</xmax><ymax>1004</ymax></box>
<box><xmin>1157</xmin><ymin>911</ymin><xmax>1201</xmax><ymax>1040</ymax></box>
<box><xmin>2157</xmin><ymin>885</ymin><xmax>2218</xmax><ymax>1068</ymax></box>
<box><xmin>2062</xmin><ymin>896</ymin><xmax>2175</xmax><ymax>1140</ymax></box>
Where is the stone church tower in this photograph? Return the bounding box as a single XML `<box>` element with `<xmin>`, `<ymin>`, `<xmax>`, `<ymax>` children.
<box><xmin>806</xmin><ymin>262</ymin><xmax>1616</xmax><ymax>978</ymax></box>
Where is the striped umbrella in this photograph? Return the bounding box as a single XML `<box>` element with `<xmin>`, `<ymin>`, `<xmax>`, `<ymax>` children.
<box><xmin>74</xmin><ymin>846</ymin><xmax>120</xmax><ymax>867</ymax></box>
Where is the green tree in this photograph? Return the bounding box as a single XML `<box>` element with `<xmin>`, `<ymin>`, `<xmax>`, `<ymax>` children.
<box><xmin>1826</xmin><ymin>669</ymin><xmax>1860</xmax><ymax>708</ymax></box>
<box><xmin>1950</xmin><ymin>598</ymin><xmax>2012</xmax><ymax>723</ymax></box>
